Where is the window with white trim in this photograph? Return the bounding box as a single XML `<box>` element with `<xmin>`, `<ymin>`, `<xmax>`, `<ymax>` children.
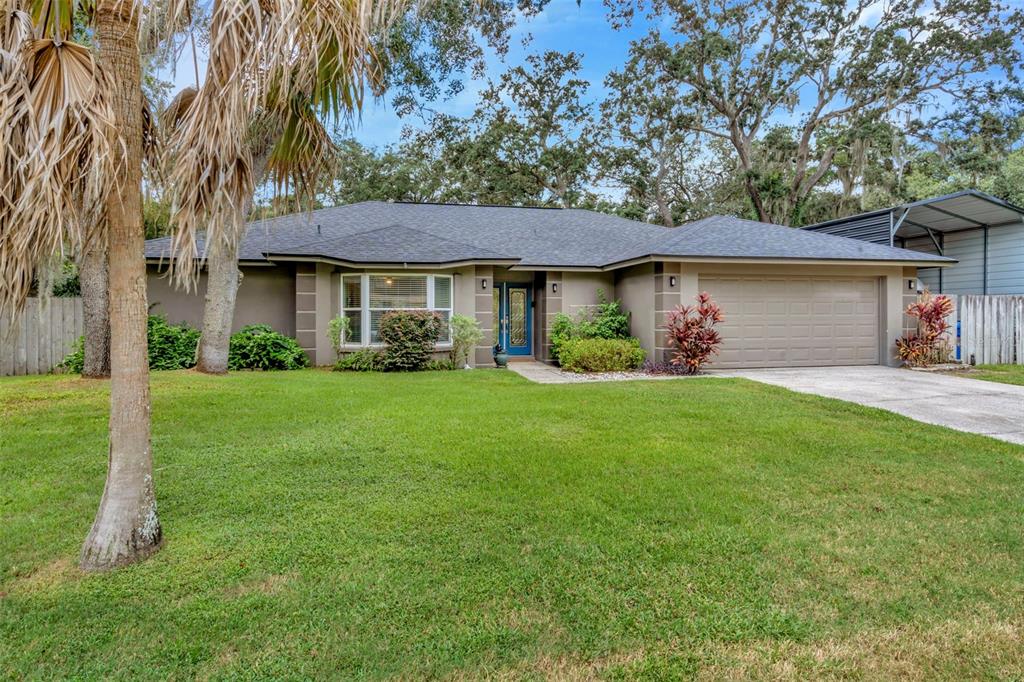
<box><xmin>341</xmin><ymin>274</ymin><xmax>453</xmax><ymax>345</ymax></box>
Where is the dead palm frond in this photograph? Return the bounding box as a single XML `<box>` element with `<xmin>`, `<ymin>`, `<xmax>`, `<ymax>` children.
<box><xmin>164</xmin><ymin>0</ymin><xmax>413</xmax><ymax>287</ymax></box>
<box><xmin>0</xmin><ymin>22</ymin><xmax>116</xmax><ymax>313</ymax></box>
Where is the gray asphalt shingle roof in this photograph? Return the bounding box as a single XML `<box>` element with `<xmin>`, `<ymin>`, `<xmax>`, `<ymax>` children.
<box><xmin>144</xmin><ymin>201</ymin><xmax>953</xmax><ymax>268</ymax></box>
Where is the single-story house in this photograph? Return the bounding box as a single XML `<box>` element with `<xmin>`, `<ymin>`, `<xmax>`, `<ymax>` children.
<box><xmin>145</xmin><ymin>202</ymin><xmax>952</xmax><ymax>369</ymax></box>
<box><xmin>804</xmin><ymin>190</ymin><xmax>1024</xmax><ymax>296</ymax></box>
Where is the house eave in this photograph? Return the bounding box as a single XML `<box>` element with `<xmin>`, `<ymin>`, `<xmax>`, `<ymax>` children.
<box><xmin>601</xmin><ymin>254</ymin><xmax>957</xmax><ymax>270</ymax></box>
<box><xmin>146</xmin><ymin>257</ymin><xmax>275</xmax><ymax>268</ymax></box>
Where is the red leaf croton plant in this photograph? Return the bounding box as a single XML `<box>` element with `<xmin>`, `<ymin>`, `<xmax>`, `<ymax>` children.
<box><xmin>896</xmin><ymin>290</ymin><xmax>955</xmax><ymax>367</ymax></box>
<box><xmin>664</xmin><ymin>292</ymin><xmax>724</xmax><ymax>374</ymax></box>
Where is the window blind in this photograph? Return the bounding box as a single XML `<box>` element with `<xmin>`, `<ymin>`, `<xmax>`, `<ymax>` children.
<box><xmin>369</xmin><ymin>275</ymin><xmax>427</xmax><ymax>309</ymax></box>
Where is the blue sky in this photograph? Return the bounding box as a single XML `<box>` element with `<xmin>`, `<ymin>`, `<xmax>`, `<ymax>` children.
<box><xmin>165</xmin><ymin>0</ymin><xmax>654</xmax><ymax>148</ymax></box>
<box><xmin>160</xmin><ymin>1</ymin><xmax>1022</xmax><ymax>156</ymax></box>
<box><xmin>354</xmin><ymin>1</ymin><xmax>653</xmax><ymax>146</ymax></box>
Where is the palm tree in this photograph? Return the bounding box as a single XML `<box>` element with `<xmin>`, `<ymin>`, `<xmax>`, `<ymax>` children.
<box><xmin>1</xmin><ymin>0</ymin><xmax>408</xmax><ymax>570</ymax></box>
<box><xmin>165</xmin><ymin>90</ymin><xmax>335</xmax><ymax>375</ymax></box>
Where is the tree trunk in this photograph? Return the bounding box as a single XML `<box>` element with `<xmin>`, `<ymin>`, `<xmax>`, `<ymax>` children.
<box><xmin>195</xmin><ymin>234</ymin><xmax>242</xmax><ymax>374</ymax></box>
<box><xmin>80</xmin><ymin>0</ymin><xmax>162</xmax><ymax>571</ymax></box>
<box><xmin>79</xmin><ymin>226</ymin><xmax>110</xmax><ymax>378</ymax></box>
<box><xmin>195</xmin><ymin>152</ymin><xmax>267</xmax><ymax>375</ymax></box>
<box><xmin>194</xmin><ymin>150</ymin><xmax>268</xmax><ymax>376</ymax></box>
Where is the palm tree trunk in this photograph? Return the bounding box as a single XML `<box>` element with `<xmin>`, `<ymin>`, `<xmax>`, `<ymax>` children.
<box><xmin>79</xmin><ymin>226</ymin><xmax>110</xmax><ymax>378</ymax></box>
<box><xmin>195</xmin><ymin>232</ymin><xmax>243</xmax><ymax>374</ymax></box>
<box><xmin>196</xmin><ymin>153</ymin><xmax>268</xmax><ymax>374</ymax></box>
<box><xmin>80</xmin><ymin>0</ymin><xmax>161</xmax><ymax>570</ymax></box>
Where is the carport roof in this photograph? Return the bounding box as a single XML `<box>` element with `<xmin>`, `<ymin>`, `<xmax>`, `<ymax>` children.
<box><xmin>145</xmin><ymin>201</ymin><xmax>954</xmax><ymax>269</ymax></box>
<box><xmin>808</xmin><ymin>189</ymin><xmax>1024</xmax><ymax>240</ymax></box>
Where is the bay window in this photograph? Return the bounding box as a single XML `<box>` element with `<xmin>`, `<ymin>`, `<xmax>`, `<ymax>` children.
<box><xmin>341</xmin><ymin>274</ymin><xmax>453</xmax><ymax>345</ymax></box>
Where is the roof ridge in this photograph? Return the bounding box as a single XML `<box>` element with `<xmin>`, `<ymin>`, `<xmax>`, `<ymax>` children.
<box><xmin>271</xmin><ymin>222</ymin><xmax>511</xmax><ymax>260</ymax></box>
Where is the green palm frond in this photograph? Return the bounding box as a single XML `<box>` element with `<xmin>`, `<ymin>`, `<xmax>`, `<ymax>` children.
<box><xmin>266</xmin><ymin>94</ymin><xmax>336</xmax><ymax>206</ymax></box>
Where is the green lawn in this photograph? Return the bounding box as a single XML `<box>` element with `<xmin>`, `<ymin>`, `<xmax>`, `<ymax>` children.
<box><xmin>965</xmin><ymin>364</ymin><xmax>1024</xmax><ymax>386</ymax></box>
<box><xmin>2</xmin><ymin>370</ymin><xmax>1023</xmax><ymax>679</ymax></box>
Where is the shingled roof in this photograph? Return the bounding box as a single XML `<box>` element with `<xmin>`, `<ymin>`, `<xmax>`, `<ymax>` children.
<box><xmin>144</xmin><ymin>201</ymin><xmax>954</xmax><ymax>269</ymax></box>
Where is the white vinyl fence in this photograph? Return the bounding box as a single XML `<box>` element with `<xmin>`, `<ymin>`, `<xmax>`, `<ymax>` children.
<box><xmin>0</xmin><ymin>297</ymin><xmax>83</xmax><ymax>376</ymax></box>
<box><xmin>959</xmin><ymin>295</ymin><xmax>1024</xmax><ymax>365</ymax></box>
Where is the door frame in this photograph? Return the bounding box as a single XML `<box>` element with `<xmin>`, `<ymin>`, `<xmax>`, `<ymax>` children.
<box><xmin>496</xmin><ymin>282</ymin><xmax>533</xmax><ymax>356</ymax></box>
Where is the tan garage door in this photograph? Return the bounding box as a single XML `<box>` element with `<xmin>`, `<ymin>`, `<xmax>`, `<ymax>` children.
<box><xmin>698</xmin><ymin>275</ymin><xmax>880</xmax><ymax>368</ymax></box>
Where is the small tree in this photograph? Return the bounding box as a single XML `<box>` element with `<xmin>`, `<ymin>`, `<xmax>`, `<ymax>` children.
<box><xmin>895</xmin><ymin>290</ymin><xmax>954</xmax><ymax>367</ymax></box>
<box><xmin>449</xmin><ymin>314</ymin><xmax>483</xmax><ymax>368</ymax></box>
<box><xmin>327</xmin><ymin>316</ymin><xmax>352</xmax><ymax>358</ymax></box>
<box><xmin>664</xmin><ymin>292</ymin><xmax>724</xmax><ymax>374</ymax></box>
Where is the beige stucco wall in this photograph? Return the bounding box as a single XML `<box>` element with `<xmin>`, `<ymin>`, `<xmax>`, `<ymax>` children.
<box><xmin>614</xmin><ymin>263</ymin><xmax>656</xmax><ymax>356</ymax></box>
<box><xmin>561</xmin><ymin>272</ymin><xmax>616</xmax><ymax>317</ymax></box>
<box><xmin>147</xmin><ymin>264</ymin><xmax>296</xmax><ymax>336</ymax></box>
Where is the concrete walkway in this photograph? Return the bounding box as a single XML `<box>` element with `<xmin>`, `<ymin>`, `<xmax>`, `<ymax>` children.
<box><xmin>505</xmin><ymin>360</ymin><xmax>683</xmax><ymax>384</ymax></box>
<box><xmin>714</xmin><ymin>365</ymin><xmax>1024</xmax><ymax>446</ymax></box>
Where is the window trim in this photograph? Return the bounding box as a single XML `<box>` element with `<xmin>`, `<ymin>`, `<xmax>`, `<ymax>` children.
<box><xmin>340</xmin><ymin>273</ymin><xmax>453</xmax><ymax>348</ymax></box>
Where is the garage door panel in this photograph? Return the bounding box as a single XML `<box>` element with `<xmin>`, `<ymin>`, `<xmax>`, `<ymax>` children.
<box><xmin>700</xmin><ymin>275</ymin><xmax>879</xmax><ymax>368</ymax></box>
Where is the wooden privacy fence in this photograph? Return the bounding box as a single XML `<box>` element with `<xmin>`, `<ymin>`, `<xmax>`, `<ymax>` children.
<box><xmin>959</xmin><ymin>295</ymin><xmax>1024</xmax><ymax>365</ymax></box>
<box><xmin>0</xmin><ymin>297</ymin><xmax>83</xmax><ymax>376</ymax></box>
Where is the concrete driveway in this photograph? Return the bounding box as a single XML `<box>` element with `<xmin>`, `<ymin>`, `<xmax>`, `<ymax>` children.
<box><xmin>714</xmin><ymin>366</ymin><xmax>1024</xmax><ymax>446</ymax></box>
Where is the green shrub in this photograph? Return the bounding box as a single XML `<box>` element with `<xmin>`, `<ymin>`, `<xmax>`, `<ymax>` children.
<box><xmin>334</xmin><ymin>348</ymin><xmax>384</xmax><ymax>372</ymax></box>
<box><xmin>558</xmin><ymin>337</ymin><xmax>646</xmax><ymax>373</ymax></box>
<box><xmin>59</xmin><ymin>314</ymin><xmax>199</xmax><ymax>373</ymax></box>
<box><xmin>58</xmin><ymin>337</ymin><xmax>85</xmax><ymax>373</ymax></box>
<box><xmin>449</xmin><ymin>314</ymin><xmax>483</xmax><ymax>368</ymax></box>
<box><xmin>327</xmin><ymin>315</ymin><xmax>352</xmax><ymax>357</ymax></box>
<box><xmin>426</xmin><ymin>358</ymin><xmax>458</xmax><ymax>371</ymax></box>
<box><xmin>579</xmin><ymin>295</ymin><xmax>630</xmax><ymax>339</ymax></box>
<box><xmin>550</xmin><ymin>290</ymin><xmax>633</xmax><ymax>364</ymax></box>
<box><xmin>550</xmin><ymin>312</ymin><xmax>577</xmax><ymax>362</ymax></box>
<box><xmin>228</xmin><ymin>325</ymin><xmax>309</xmax><ymax>370</ymax></box>
<box><xmin>51</xmin><ymin>260</ymin><xmax>80</xmax><ymax>297</ymax></box>
<box><xmin>147</xmin><ymin>315</ymin><xmax>201</xmax><ymax>370</ymax></box>
<box><xmin>378</xmin><ymin>310</ymin><xmax>443</xmax><ymax>371</ymax></box>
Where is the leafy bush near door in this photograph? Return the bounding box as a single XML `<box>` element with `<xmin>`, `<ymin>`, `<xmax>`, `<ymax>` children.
<box><xmin>449</xmin><ymin>314</ymin><xmax>483</xmax><ymax>368</ymax></box>
<box><xmin>228</xmin><ymin>325</ymin><xmax>309</xmax><ymax>370</ymax></box>
<box><xmin>559</xmin><ymin>338</ymin><xmax>646</xmax><ymax>373</ymax></box>
<box><xmin>550</xmin><ymin>290</ymin><xmax>633</xmax><ymax>363</ymax></box>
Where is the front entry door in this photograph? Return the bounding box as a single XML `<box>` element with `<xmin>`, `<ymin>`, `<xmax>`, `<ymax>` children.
<box><xmin>496</xmin><ymin>283</ymin><xmax>532</xmax><ymax>356</ymax></box>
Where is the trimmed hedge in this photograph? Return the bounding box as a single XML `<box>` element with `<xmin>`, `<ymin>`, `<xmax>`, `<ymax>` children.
<box><xmin>558</xmin><ymin>337</ymin><xmax>646</xmax><ymax>373</ymax></box>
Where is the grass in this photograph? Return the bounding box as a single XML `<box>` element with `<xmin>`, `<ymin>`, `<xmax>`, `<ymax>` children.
<box><xmin>964</xmin><ymin>364</ymin><xmax>1024</xmax><ymax>387</ymax></box>
<box><xmin>2</xmin><ymin>369</ymin><xmax>1023</xmax><ymax>679</ymax></box>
